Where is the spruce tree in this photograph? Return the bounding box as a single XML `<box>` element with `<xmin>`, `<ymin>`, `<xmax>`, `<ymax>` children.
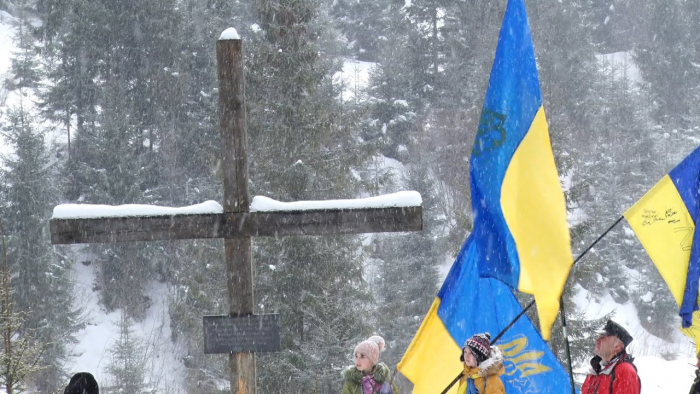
<box><xmin>361</xmin><ymin>17</ymin><xmax>424</xmax><ymax>162</ymax></box>
<box><xmin>246</xmin><ymin>0</ymin><xmax>371</xmax><ymax>391</ymax></box>
<box><xmin>106</xmin><ymin>312</ymin><xmax>148</xmax><ymax>393</ymax></box>
<box><xmin>0</xmin><ymin>220</ymin><xmax>45</xmax><ymax>394</ymax></box>
<box><xmin>38</xmin><ymin>0</ymin><xmax>104</xmax><ymax>159</ymax></box>
<box><xmin>329</xmin><ymin>0</ymin><xmax>395</xmax><ymax>61</ymax></box>
<box><xmin>635</xmin><ymin>0</ymin><xmax>700</xmax><ymax>129</ymax></box>
<box><xmin>370</xmin><ymin>157</ymin><xmax>443</xmax><ymax>369</ymax></box>
<box><xmin>6</xmin><ymin>2</ymin><xmax>41</xmax><ymax>92</ymax></box>
<box><xmin>1</xmin><ymin>8</ymin><xmax>79</xmax><ymax>391</ymax></box>
<box><xmin>1</xmin><ymin>104</ymin><xmax>79</xmax><ymax>393</ymax></box>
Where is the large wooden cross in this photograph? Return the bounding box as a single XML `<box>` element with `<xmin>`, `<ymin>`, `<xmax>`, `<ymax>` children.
<box><xmin>49</xmin><ymin>29</ymin><xmax>422</xmax><ymax>394</ymax></box>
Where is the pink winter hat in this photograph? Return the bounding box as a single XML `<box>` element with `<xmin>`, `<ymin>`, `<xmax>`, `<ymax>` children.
<box><xmin>354</xmin><ymin>335</ymin><xmax>385</xmax><ymax>365</ymax></box>
<box><xmin>368</xmin><ymin>335</ymin><xmax>385</xmax><ymax>353</ymax></box>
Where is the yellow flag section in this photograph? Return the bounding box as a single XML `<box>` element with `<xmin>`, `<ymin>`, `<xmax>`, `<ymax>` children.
<box><xmin>624</xmin><ymin>176</ymin><xmax>693</xmax><ymax>305</ymax></box>
<box><xmin>624</xmin><ymin>145</ymin><xmax>700</xmax><ymax>354</ymax></box>
<box><xmin>397</xmin><ymin>299</ymin><xmax>462</xmax><ymax>394</ymax></box>
<box><xmin>500</xmin><ymin>107</ymin><xmax>572</xmax><ymax>338</ymax></box>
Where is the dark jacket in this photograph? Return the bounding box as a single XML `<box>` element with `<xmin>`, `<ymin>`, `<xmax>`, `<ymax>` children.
<box><xmin>64</xmin><ymin>372</ymin><xmax>99</xmax><ymax>394</ymax></box>
<box><xmin>581</xmin><ymin>352</ymin><xmax>640</xmax><ymax>394</ymax></box>
<box><xmin>690</xmin><ymin>369</ymin><xmax>700</xmax><ymax>394</ymax></box>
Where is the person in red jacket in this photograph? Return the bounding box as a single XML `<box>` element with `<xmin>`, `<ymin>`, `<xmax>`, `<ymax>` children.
<box><xmin>690</xmin><ymin>353</ymin><xmax>700</xmax><ymax>394</ymax></box>
<box><xmin>581</xmin><ymin>320</ymin><xmax>641</xmax><ymax>394</ymax></box>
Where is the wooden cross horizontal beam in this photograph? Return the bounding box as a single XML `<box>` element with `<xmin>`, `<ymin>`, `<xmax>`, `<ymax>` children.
<box><xmin>50</xmin><ymin>206</ymin><xmax>422</xmax><ymax>244</ymax></box>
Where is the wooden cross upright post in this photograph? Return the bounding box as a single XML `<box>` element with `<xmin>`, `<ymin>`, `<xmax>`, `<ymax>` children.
<box><xmin>219</xmin><ymin>28</ymin><xmax>255</xmax><ymax>393</ymax></box>
<box><xmin>49</xmin><ymin>29</ymin><xmax>422</xmax><ymax>394</ymax></box>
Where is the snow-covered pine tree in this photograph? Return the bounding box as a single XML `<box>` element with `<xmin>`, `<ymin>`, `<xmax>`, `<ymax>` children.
<box><xmin>6</xmin><ymin>2</ymin><xmax>40</xmax><ymax>92</ymax></box>
<box><xmin>369</xmin><ymin>157</ymin><xmax>443</xmax><ymax>369</ymax></box>
<box><xmin>37</xmin><ymin>0</ymin><xmax>103</xmax><ymax>160</ymax></box>
<box><xmin>329</xmin><ymin>0</ymin><xmax>395</xmax><ymax>62</ymax></box>
<box><xmin>635</xmin><ymin>0</ymin><xmax>700</xmax><ymax>132</ymax></box>
<box><xmin>105</xmin><ymin>312</ymin><xmax>147</xmax><ymax>393</ymax></box>
<box><xmin>245</xmin><ymin>0</ymin><xmax>372</xmax><ymax>391</ymax></box>
<box><xmin>0</xmin><ymin>220</ymin><xmax>45</xmax><ymax>394</ymax></box>
<box><xmin>1</xmin><ymin>5</ymin><xmax>79</xmax><ymax>390</ymax></box>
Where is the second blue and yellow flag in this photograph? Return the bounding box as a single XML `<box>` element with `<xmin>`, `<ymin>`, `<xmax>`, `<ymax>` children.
<box><xmin>624</xmin><ymin>145</ymin><xmax>700</xmax><ymax>354</ymax></box>
<box><xmin>470</xmin><ymin>0</ymin><xmax>572</xmax><ymax>339</ymax></box>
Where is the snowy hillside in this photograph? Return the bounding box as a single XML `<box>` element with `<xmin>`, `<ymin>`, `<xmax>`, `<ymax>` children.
<box><xmin>67</xmin><ymin>259</ymin><xmax>187</xmax><ymax>392</ymax></box>
<box><xmin>334</xmin><ymin>58</ymin><xmax>375</xmax><ymax>103</ymax></box>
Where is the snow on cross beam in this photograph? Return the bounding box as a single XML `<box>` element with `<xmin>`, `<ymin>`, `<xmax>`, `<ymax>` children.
<box><xmin>49</xmin><ymin>192</ymin><xmax>423</xmax><ymax>244</ymax></box>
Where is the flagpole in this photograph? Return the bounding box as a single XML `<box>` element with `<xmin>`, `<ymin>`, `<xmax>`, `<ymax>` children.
<box><xmin>437</xmin><ymin>215</ymin><xmax>625</xmax><ymax>394</ymax></box>
<box><xmin>555</xmin><ymin>216</ymin><xmax>625</xmax><ymax>394</ymax></box>
<box><xmin>439</xmin><ymin>372</ymin><xmax>464</xmax><ymax>394</ymax></box>
<box><xmin>490</xmin><ymin>297</ymin><xmax>536</xmax><ymax>344</ymax></box>
<box><xmin>560</xmin><ymin>297</ymin><xmax>576</xmax><ymax>394</ymax></box>
<box><xmin>571</xmin><ymin>216</ymin><xmax>624</xmax><ymax>268</ymax></box>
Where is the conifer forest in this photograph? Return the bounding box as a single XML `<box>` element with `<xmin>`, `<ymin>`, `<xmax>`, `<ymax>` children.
<box><xmin>0</xmin><ymin>0</ymin><xmax>699</xmax><ymax>392</ymax></box>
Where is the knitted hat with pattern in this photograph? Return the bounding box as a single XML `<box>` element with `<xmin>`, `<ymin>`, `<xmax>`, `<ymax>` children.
<box><xmin>462</xmin><ymin>332</ymin><xmax>491</xmax><ymax>365</ymax></box>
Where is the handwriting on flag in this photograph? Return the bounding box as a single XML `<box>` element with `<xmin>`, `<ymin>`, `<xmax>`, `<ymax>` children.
<box><xmin>632</xmin><ymin>206</ymin><xmax>693</xmax><ymax>253</ymax></box>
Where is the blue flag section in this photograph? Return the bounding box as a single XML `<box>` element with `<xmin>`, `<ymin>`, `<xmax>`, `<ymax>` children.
<box><xmin>441</xmin><ymin>237</ymin><xmax>577</xmax><ymax>393</ymax></box>
<box><xmin>672</xmin><ymin>148</ymin><xmax>700</xmax><ymax>328</ymax></box>
<box><xmin>398</xmin><ymin>235</ymin><xmax>578</xmax><ymax>393</ymax></box>
<box><xmin>469</xmin><ymin>0</ymin><xmax>572</xmax><ymax>341</ymax></box>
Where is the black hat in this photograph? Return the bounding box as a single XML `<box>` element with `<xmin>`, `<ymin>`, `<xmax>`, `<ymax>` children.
<box><xmin>64</xmin><ymin>372</ymin><xmax>99</xmax><ymax>394</ymax></box>
<box><xmin>597</xmin><ymin>320</ymin><xmax>633</xmax><ymax>347</ymax></box>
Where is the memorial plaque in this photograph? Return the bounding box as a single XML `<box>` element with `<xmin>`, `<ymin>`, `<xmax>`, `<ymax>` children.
<box><xmin>203</xmin><ymin>314</ymin><xmax>281</xmax><ymax>354</ymax></box>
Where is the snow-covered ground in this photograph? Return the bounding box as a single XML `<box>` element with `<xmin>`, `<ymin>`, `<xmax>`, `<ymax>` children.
<box><xmin>0</xmin><ymin>11</ymin><xmax>13</xmax><ymax>81</ymax></box>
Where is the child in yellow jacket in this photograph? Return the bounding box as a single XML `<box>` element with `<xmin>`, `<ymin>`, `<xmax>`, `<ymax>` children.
<box><xmin>458</xmin><ymin>333</ymin><xmax>505</xmax><ymax>394</ymax></box>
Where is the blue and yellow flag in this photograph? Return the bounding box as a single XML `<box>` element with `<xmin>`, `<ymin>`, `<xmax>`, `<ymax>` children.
<box><xmin>470</xmin><ymin>0</ymin><xmax>572</xmax><ymax>339</ymax></box>
<box><xmin>624</xmin><ymin>145</ymin><xmax>700</xmax><ymax>353</ymax></box>
<box><xmin>397</xmin><ymin>236</ymin><xmax>576</xmax><ymax>394</ymax></box>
